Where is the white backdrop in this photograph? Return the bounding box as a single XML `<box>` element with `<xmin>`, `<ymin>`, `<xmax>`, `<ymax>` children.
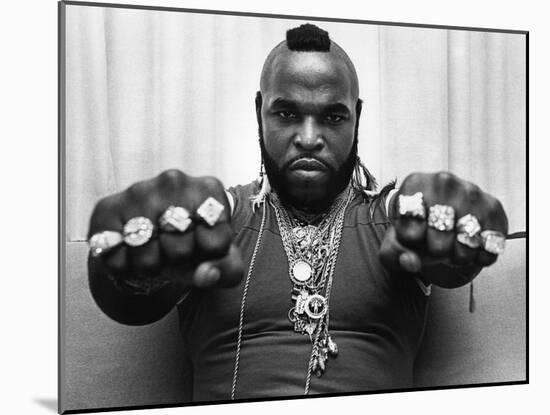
<box><xmin>64</xmin><ymin>6</ymin><xmax>526</xmax><ymax>239</ymax></box>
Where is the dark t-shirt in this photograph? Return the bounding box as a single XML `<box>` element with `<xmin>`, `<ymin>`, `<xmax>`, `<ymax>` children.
<box><xmin>178</xmin><ymin>181</ymin><xmax>428</xmax><ymax>402</ymax></box>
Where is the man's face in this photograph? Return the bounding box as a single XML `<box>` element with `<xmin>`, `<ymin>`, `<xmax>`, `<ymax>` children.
<box><xmin>259</xmin><ymin>51</ymin><xmax>359</xmax><ymax>212</ymax></box>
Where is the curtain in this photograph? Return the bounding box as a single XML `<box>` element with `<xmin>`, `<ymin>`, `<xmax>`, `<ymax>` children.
<box><xmin>64</xmin><ymin>5</ymin><xmax>526</xmax><ymax>240</ymax></box>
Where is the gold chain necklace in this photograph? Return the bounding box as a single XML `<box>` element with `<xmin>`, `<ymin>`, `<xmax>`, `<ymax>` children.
<box><xmin>231</xmin><ymin>188</ymin><xmax>353</xmax><ymax>399</ymax></box>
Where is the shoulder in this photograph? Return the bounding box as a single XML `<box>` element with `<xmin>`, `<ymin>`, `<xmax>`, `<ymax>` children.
<box><xmin>226</xmin><ymin>181</ymin><xmax>261</xmax><ymax>232</ymax></box>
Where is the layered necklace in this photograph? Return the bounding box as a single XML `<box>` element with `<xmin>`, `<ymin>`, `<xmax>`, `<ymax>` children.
<box><xmin>231</xmin><ymin>186</ymin><xmax>353</xmax><ymax>399</ymax></box>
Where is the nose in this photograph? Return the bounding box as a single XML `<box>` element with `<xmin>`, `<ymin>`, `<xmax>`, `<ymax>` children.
<box><xmin>294</xmin><ymin>116</ymin><xmax>324</xmax><ymax>152</ymax></box>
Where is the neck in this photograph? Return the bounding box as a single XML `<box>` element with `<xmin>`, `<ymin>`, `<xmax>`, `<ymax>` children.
<box><xmin>273</xmin><ymin>183</ymin><xmax>352</xmax><ymax>224</ymax></box>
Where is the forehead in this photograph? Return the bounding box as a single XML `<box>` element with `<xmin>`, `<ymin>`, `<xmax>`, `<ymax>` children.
<box><xmin>262</xmin><ymin>51</ymin><xmax>356</xmax><ymax>105</ymax></box>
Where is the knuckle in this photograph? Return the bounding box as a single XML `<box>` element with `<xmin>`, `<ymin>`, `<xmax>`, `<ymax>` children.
<box><xmin>434</xmin><ymin>171</ymin><xmax>458</xmax><ymax>189</ymax></box>
<box><xmin>401</xmin><ymin>172</ymin><xmax>424</xmax><ymax>189</ymax></box>
<box><xmin>158</xmin><ymin>169</ymin><xmax>187</xmax><ymax>187</ymax></box>
<box><xmin>126</xmin><ymin>180</ymin><xmax>150</xmax><ymax>200</ymax></box>
<box><xmin>88</xmin><ymin>194</ymin><xmax>122</xmax><ymax>237</ymax></box>
<box><xmin>465</xmin><ymin>183</ymin><xmax>482</xmax><ymax>204</ymax></box>
<box><xmin>199</xmin><ymin>176</ymin><xmax>225</xmax><ymax>193</ymax></box>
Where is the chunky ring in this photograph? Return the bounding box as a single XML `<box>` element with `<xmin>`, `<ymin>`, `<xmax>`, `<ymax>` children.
<box><xmin>196</xmin><ymin>197</ymin><xmax>225</xmax><ymax>227</ymax></box>
<box><xmin>456</xmin><ymin>214</ymin><xmax>482</xmax><ymax>248</ymax></box>
<box><xmin>123</xmin><ymin>217</ymin><xmax>154</xmax><ymax>247</ymax></box>
<box><xmin>428</xmin><ymin>204</ymin><xmax>455</xmax><ymax>231</ymax></box>
<box><xmin>89</xmin><ymin>231</ymin><xmax>123</xmax><ymax>257</ymax></box>
<box><xmin>480</xmin><ymin>230</ymin><xmax>506</xmax><ymax>255</ymax></box>
<box><xmin>398</xmin><ymin>192</ymin><xmax>426</xmax><ymax>219</ymax></box>
<box><xmin>159</xmin><ymin>206</ymin><xmax>192</xmax><ymax>233</ymax></box>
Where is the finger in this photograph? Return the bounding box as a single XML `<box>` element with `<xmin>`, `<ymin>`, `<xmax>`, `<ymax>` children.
<box><xmin>425</xmin><ymin>200</ymin><xmax>457</xmax><ymax>259</ymax></box>
<box><xmin>379</xmin><ymin>226</ymin><xmax>423</xmax><ymax>273</ymax></box>
<box><xmin>476</xmin><ymin>250</ymin><xmax>498</xmax><ymax>267</ymax></box>
<box><xmin>101</xmin><ymin>245</ymin><xmax>129</xmax><ymax>276</ymax></box>
<box><xmin>193</xmin><ymin>243</ymin><xmax>244</xmax><ymax>288</ymax></box>
<box><xmin>391</xmin><ymin>189</ymin><xmax>427</xmax><ymax>247</ymax></box>
<box><xmin>120</xmin><ymin>182</ymin><xmax>165</xmax><ymax>278</ymax></box>
<box><xmin>87</xmin><ymin>194</ymin><xmax>125</xmax><ymax>238</ymax></box>
<box><xmin>452</xmin><ymin>240</ymin><xmax>478</xmax><ymax>266</ymax></box>
<box><xmin>473</xmin><ymin>196</ymin><xmax>507</xmax><ymax>268</ymax></box>
<box><xmin>195</xmin><ymin>222</ymin><xmax>233</xmax><ymax>260</ymax></box>
<box><xmin>128</xmin><ymin>241</ymin><xmax>163</xmax><ymax>276</ymax></box>
<box><xmin>426</xmin><ymin>226</ymin><xmax>455</xmax><ymax>258</ymax></box>
<box><xmin>159</xmin><ymin>232</ymin><xmax>196</xmax><ymax>263</ymax></box>
<box><xmin>394</xmin><ymin>217</ymin><xmax>427</xmax><ymax>247</ymax></box>
<box><xmin>87</xmin><ymin>194</ymin><xmax>130</xmax><ymax>275</ymax></box>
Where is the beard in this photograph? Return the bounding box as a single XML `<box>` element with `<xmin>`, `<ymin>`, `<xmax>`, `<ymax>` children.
<box><xmin>259</xmin><ymin>134</ymin><xmax>357</xmax><ymax>214</ymax></box>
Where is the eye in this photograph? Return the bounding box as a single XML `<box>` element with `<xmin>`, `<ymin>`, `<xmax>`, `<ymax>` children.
<box><xmin>278</xmin><ymin>111</ymin><xmax>297</xmax><ymax>119</ymax></box>
<box><xmin>325</xmin><ymin>114</ymin><xmax>344</xmax><ymax>123</ymax></box>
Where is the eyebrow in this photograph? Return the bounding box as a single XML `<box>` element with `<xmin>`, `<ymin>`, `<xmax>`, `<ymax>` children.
<box><xmin>270</xmin><ymin>98</ymin><xmax>351</xmax><ymax>115</ymax></box>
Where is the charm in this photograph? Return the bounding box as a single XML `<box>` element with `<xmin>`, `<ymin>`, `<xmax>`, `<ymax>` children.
<box><xmin>293</xmin><ymin>319</ymin><xmax>306</xmax><ymax>333</ymax></box>
<box><xmin>327</xmin><ymin>336</ymin><xmax>338</xmax><ymax>356</ymax></box>
<box><xmin>304</xmin><ymin>322</ymin><xmax>317</xmax><ymax>336</ymax></box>
<box><xmin>295</xmin><ymin>290</ymin><xmax>309</xmax><ymax>314</ymax></box>
<box><xmin>304</xmin><ymin>294</ymin><xmax>327</xmax><ymax>320</ymax></box>
<box><xmin>291</xmin><ymin>260</ymin><xmax>313</xmax><ymax>284</ymax></box>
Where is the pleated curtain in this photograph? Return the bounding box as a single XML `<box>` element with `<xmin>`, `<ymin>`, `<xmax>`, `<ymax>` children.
<box><xmin>64</xmin><ymin>5</ymin><xmax>526</xmax><ymax>240</ymax></box>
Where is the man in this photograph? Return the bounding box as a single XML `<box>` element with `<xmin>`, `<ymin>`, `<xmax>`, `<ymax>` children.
<box><xmin>87</xmin><ymin>24</ymin><xmax>508</xmax><ymax>401</ymax></box>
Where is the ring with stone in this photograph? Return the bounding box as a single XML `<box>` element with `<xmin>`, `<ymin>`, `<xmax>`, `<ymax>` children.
<box><xmin>427</xmin><ymin>204</ymin><xmax>455</xmax><ymax>232</ymax></box>
<box><xmin>455</xmin><ymin>214</ymin><xmax>482</xmax><ymax>248</ymax></box>
<box><xmin>398</xmin><ymin>192</ymin><xmax>426</xmax><ymax>219</ymax></box>
<box><xmin>89</xmin><ymin>230</ymin><xmax>123</xmax><ymax>257</ymax></box>
<box><xmin>480</xmin><ymin>230</ymin><xmax>506</xmax><ymax>255</ymax></box>
<box><xmin>159</xmin><ymin>206</ymin><xmax>193</xmax><ymax>233</ymax></box>
<box><xmin>123</xmin><ymin>216</ymin><xmax>155</xmax><ymax>247</ymax></box>
<box><xmin>196</xmin><ymin>196</ymin><xmax>225</xmax><ymax>227</ymax></box>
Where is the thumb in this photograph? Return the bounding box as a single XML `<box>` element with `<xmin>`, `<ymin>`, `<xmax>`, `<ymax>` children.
<box><xmin>192</xmin><ymin>243</ymin><xmax>244</xmax><ymax>289</ymax></box>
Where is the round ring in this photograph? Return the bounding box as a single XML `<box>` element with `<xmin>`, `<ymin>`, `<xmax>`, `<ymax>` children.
<box><xmin>456</xmin><ymin>214</ymin><xmax>482</xmax><ymax>248</ymax></box>
<box><xmin>89</xmin><ymin>231</ymin><xmax>123</xmax><ymax>257</ymax></box>
<box><xmin>398</xmin><ymin>192</ymin><xmax>426</xmax><ymax>219</ymax></box>
<box><xmin>196</xmin><ymin>196</ymin><xmax>225</xmax><ymax>227</ymax></box>
<box><xmin>428</xmin><ymin>204</ymin><xmax>455</xmax><ymax>232</ymax></box>
<box><xmin>123</xmin><ymin>217</ymin><xmax>154</xmax><ymax>247</ymax></box>
<box><xmin>480</xmin><ymin>230</ymin><xmax>506</xmax><ymax>255</ymax></box>
<box><xmin>159</xmin><ymin>206</ymin><xmax>192</xmax><ymax>233</ymax></box>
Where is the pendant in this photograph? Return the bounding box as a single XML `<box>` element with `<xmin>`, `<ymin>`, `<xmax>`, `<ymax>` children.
<box><xmin>304</xmin><ymin>294</ymin><xmax>327</xmax><ymax>320</ymax></box>
<box><xmin>291</xmin><ymin>260</ymin><xmax>313</xmax><ymax>284</ymax></box>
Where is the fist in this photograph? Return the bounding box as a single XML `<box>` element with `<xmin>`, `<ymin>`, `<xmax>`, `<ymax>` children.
<box><xmin>88</xmin><ymin>169</ymin><xmax>244</xmax><ymax>290</ymax></box>
<box><xmin>379</xmin><ymin>172</ymin><xmax>508</xmax><ymax>285</ymax></box>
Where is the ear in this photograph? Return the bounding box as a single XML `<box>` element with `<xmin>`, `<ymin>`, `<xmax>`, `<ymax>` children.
<box><xmin>255</xmin><ymin>91</ymin><xmax>263</xmax><ymax>138</ymax></box>
<box><xmin>354</xmin><ymin>98</ymin><xmax>363</xmax><ymax>138</ymax></box>
<box><xmin>355</xmin><ymin>98</ymin><xmax>363</xmax><ymax>122</ymax></box>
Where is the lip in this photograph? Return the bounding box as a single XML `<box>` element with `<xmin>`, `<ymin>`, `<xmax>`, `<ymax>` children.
<box><xmin>289</xmin><ymin>158</ymin><xmax>328</xmax><ymax>171</ymax></box>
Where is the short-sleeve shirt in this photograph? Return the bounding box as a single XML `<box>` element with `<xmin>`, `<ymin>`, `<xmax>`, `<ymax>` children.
<box><xmin>178</xmin><ymin>181</ymin><xmax>428</xmax><ymax>402</ymax></box>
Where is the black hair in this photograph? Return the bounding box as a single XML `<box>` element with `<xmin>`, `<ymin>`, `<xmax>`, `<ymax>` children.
<box><xmin>286</xmin><ymin>23</ymin><xmax>330</xmax><ymax>52</ymax></box>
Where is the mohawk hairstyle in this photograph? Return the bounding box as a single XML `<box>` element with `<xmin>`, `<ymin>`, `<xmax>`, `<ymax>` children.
<box><xmin>286</xmin><ymin>23</ymin><xmax>331</xmax><ymax>52</ymax></box>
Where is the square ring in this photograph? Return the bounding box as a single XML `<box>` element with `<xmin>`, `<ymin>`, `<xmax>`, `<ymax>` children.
<box><xmin>427</xmin><ymin>204</ymin><xmax>455</xmax><ymax>232</ymax></box>
<box><xmin>196</xmin><ymin>197</ymin><xmax>225</xmax><ymax>227</ymax></box>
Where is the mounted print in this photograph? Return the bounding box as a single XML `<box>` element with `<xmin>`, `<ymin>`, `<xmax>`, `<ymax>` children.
<box><xmin>59</xmin><ymin>1</ymin><xmax>527</xmax><ymax>413</ymax></box>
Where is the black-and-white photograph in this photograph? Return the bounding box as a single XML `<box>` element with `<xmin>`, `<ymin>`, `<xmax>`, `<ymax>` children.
<box><xmin>59</xmin><ymin>1</ymin><xmax>527</xmax><ymax>413</ymax></box>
